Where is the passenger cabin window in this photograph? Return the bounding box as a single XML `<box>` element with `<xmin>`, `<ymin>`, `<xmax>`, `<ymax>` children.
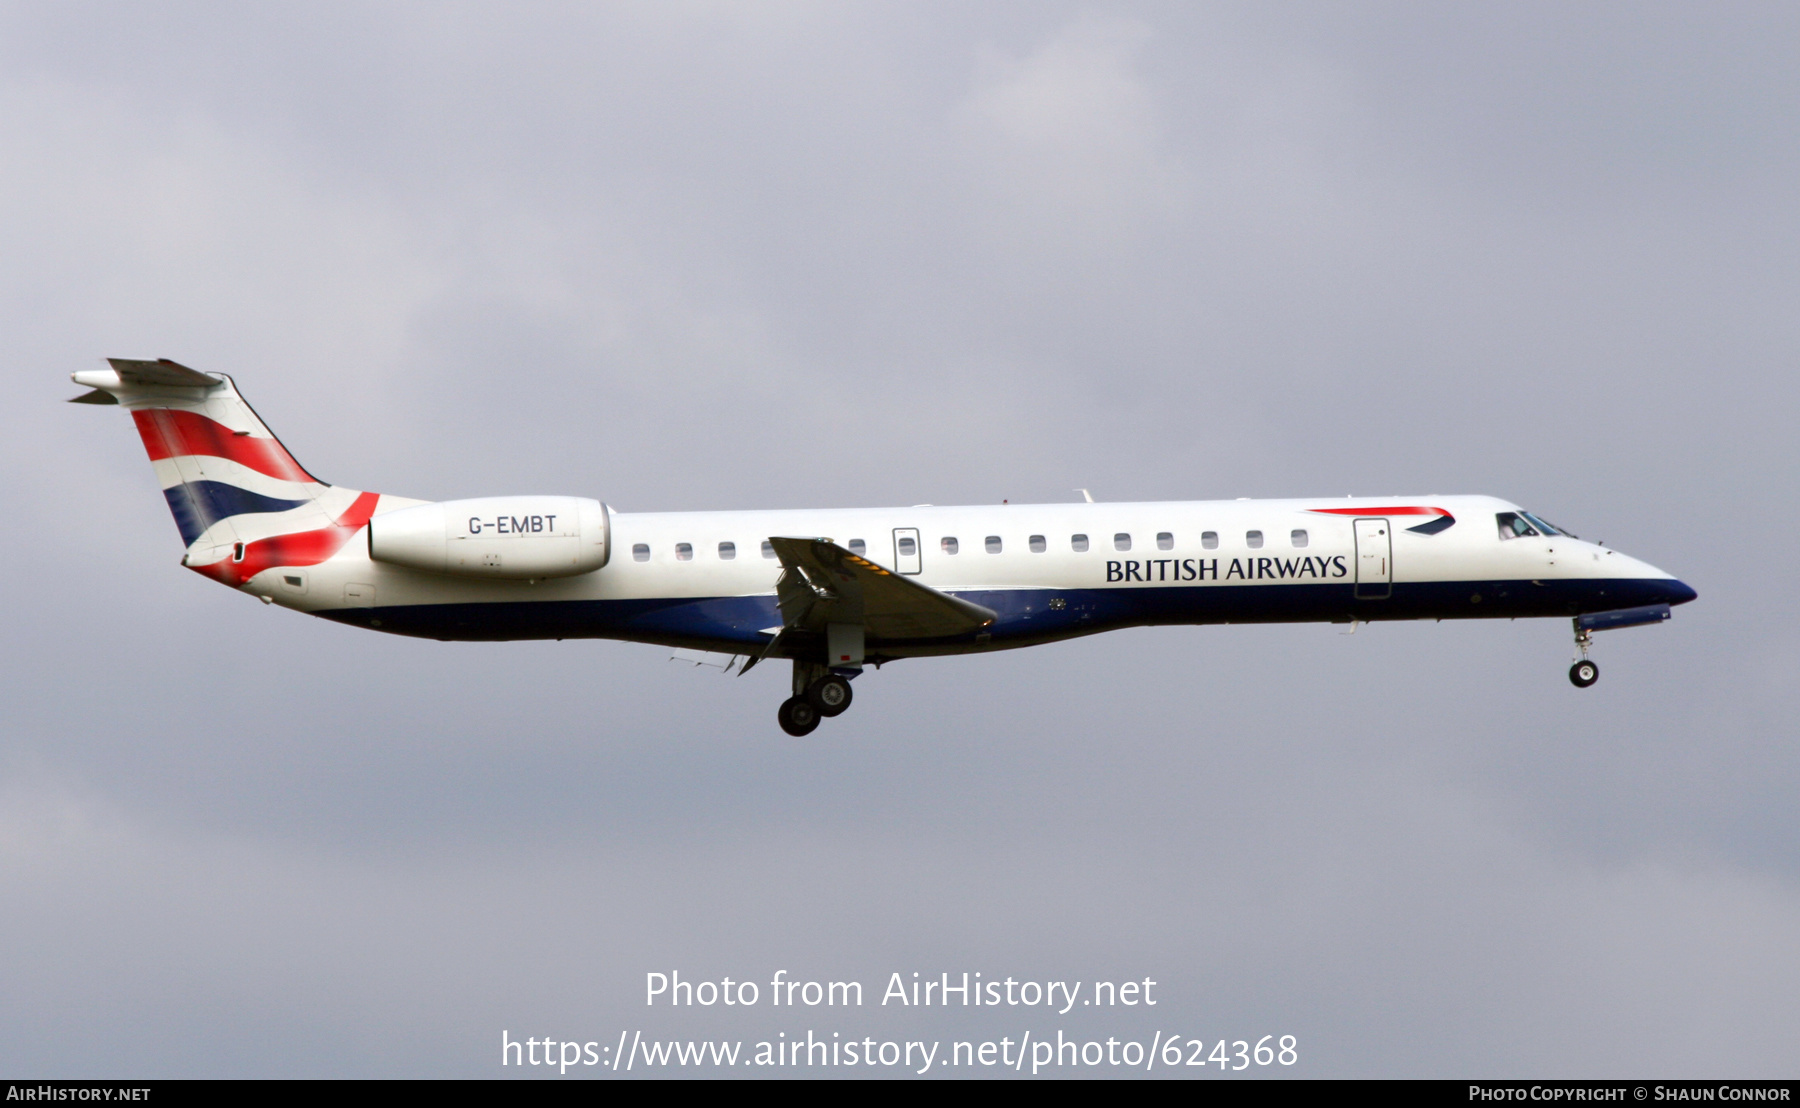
<box><xmin>898</xmin><ymin>536</ymin><xmax>917</xmax><ymax>557</ymax></box>
<box><xmin>1114</xmin><ymin>533</ymin><xmax>1131</xmax><ymax>552</ymax></box>
<box><xmin>632</xmin><ymin>543</ymin><xmax>650</xmax><ymax>562</ymax></box>
<box><xmin>1496</xmin><ymin>512</ymin><xmax>1539</xmax><ymax>540</ymax></box>
<box><xmin>1029</xmin><ymin>534</ymin><xmax>1047</xmax><ymax>553</ymax></box>
<box><xmin>761</xmin><ymin>540</ymin><xmax>775</xmax><ymax>559</ymax></box>
<box><xmin>675</xmin><ymin>542</ymin><xmax>693</xmax><ymax>561</ymax></box>
<box><xmin>1201</xmin><ymin>531</ymin><xmax>1219</xmax><ymax>549</ymax></box>
<box><xmin>718</xmin><ymin>541</ymin><xmax>736</xmax><ymax>560</ymax></box>
<box><xmin>1246</xmin><ymin>530</ymin><xmax>1264</xmax><ymax>549</ymax></box>
<box><xmin>1291</xmin><ymin>529</ymin><xmax>1309</xmax><ymax>548</ymax></box>
<box><xmin>985</xmin><ymin>535</ymin><xmax>1002</xmax><ymax>554</ymax></box>
<box><xmin>1071</xmin><ymin>534</ymin><xmax>1090</xmax><ymax>552</ymax></box>
<box><xmin>1157</xmin><ymin>532</ymin><xmax>1174</xmax><ymax>550</ymax></box>
<box><xmin>942</xmin><ymin>536</ymin><xmax>959</xmax><ymax>554</ymax></box>
<box><xmin>848</xmin><ymin>539</ymin><xmax>866</xmax><ymax>556</ymax></box>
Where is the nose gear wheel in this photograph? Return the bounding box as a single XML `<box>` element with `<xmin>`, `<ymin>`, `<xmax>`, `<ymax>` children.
<box><xmin>1568</xmin><ymin>620</ymin><xmax>1599</xmax><ymax>688</ymax></box>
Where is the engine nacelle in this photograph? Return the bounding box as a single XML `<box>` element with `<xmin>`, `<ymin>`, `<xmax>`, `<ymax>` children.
<box><xmin>368</xmin><ymin>496</ymin><xmax>609</xmax><ymax>579</ymax></box>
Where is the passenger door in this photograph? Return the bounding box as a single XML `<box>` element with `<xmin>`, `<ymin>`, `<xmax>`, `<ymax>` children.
<box><xmin>892</xmin><ymin>528</ymin><xmax>921</xmax><ymax>575</ymax></box>
<box><xmin>1354</xmin><ymin>518</ymin><xmax>1391</xmax><ymax>599</ymax></box>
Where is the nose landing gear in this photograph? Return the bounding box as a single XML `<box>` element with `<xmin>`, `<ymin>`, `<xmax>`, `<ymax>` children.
<box><xmin>1564</xmin><ymin>603</ymin><xmax>1676</xmax><ymax>687</ymax></box>
<box><xmin>1569</xmin><ymin>621</ymin><xmax>1599</xmax><ymax>688</ymax></box>
<box><xmin>777</xmin><ymin>661</ymin><xmax>858</xmax><ymax>735</ymax></box>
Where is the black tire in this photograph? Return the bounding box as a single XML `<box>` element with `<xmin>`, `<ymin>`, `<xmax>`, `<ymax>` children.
<box><xmin>807</xmin><ymin>675</ymin><xmax>854</xmax><ymax>717</ymax></box>
<box><xmin>778</xmin><ymin>696</ymin><xmax>821</xmax><ymax>736</ymax></box>
<box><xmin>1569</xmin><ymin>660</ymin><xmax>1599</xmax><ymax>688</ymax></box>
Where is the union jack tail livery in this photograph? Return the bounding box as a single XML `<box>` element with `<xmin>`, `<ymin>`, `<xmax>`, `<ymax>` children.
<box><xmin>72</xmin><ymin>358</ymin><xmax>384</xmax><ymax>589</ymax></box>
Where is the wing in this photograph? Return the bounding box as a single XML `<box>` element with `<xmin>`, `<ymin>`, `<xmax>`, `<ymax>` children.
<box><xmin>767</xmin><ymin>536</ymin><xmax>996</xmax><ymax>641</ymax></box>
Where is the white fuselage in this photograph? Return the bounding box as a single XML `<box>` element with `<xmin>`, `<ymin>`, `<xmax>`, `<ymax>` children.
<box><xmin>247</xmin><ymin>494</ymin><xmax>1688</xmax><ymax>657</ymax></box>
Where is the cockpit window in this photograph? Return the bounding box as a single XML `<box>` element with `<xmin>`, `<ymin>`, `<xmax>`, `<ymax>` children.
<box><xmin>1496</xmin><ymin>512</ymin><xmax>1539</xmax><ymax>540</ymax></box>
<box><xmin>1521</xmin><ymin>512</ymin><xmax>1574</xmax><ymax>538</ymax></box>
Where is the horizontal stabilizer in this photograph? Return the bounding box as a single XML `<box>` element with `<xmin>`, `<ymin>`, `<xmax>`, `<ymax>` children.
<box><xmin>68</xmin><ymin>388</ymin><xmax>119</xmax><ymax>404</ymax></box>
<box><xmin>105</xmin><ymin>358</ymin><xmax>221</xmax><ymax>389</ymax></box>
<box><xmin>768</xmin><ymin>536</ymin><xmax>996</xmax><ymax>641</ymax></box>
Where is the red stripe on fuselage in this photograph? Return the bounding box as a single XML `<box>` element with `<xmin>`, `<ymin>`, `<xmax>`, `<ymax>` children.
<box><xmin>191</xmin><ymin>491</ymin><xmax>380</xmax><ymax>587</ymax></box>
<box><xmin>132</xmin><ymin>408</ymin><xmax>316</xmax><ymax>484</ymax></box>
<box><xmin>1307</xmin><ymin>506</ymin><xmax>1448</xmax><ymax>516</ymax></box>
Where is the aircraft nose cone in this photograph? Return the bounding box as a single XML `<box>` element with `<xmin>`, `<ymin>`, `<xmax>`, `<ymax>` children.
<box><xmin>1665</xmin><ymin>579</ymin><xmax>1698</xmax><ymax>605</ymax></box>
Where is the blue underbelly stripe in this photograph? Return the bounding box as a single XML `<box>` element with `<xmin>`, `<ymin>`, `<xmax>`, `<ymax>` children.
<box><xmin>315</xmin><ymin>577</ymin><xmax>1694</xmax><ymax>650</ymax></box>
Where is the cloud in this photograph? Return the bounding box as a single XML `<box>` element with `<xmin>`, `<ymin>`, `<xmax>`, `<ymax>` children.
<box><xmin>6</xmin><ymin>751</ymin><xmax>1800</xmax><ymax>1076</ymax></box>
<box><xmin>956</xmin><ymin>14</ymin><xmax>1180</xmax><ymax>245</ymax></box>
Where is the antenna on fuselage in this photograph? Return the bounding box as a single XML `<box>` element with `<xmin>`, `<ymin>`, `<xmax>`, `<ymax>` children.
<box><xmin>1075</xmin><ymin>488</ymin><xmax>1095</xmax><ymax>503</ymax></box>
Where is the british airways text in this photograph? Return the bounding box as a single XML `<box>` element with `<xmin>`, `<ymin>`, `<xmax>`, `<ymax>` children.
<box><xmin>1106</xmin><ymin>556</ymin><xmax>1348</xmax><ymax>583</ymax></box>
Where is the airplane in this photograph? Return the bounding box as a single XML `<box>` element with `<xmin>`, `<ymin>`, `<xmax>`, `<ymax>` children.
<box><xmin>71</xmin><ymin>358</ymin><xmax>1698</xmax><ymax>736</ymax></box>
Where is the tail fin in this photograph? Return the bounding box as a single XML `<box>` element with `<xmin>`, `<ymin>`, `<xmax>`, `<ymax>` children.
<box><xmin>73</xmin><ymin>358</ymin><xmax>379</xmax><ymax>586</ymax></box>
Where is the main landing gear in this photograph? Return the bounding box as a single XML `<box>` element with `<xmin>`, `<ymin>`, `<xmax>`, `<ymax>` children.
<box><xmin>777</xmin><ymin>696</ymin><xmax>821</xmax><ymax>736</ymax></box>
<box><xmin>777</xmin><ymin>662</ymin><xmax>857</xmax><ymax>736</ymax></box>
<box><xmin>1569</xmin><ymin>621</ymin><xmax>1599</xmax><ymax>688</ymax></box>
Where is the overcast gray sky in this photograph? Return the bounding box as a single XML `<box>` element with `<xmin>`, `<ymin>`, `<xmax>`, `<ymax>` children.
<box><xmin>2</xmin><ymin>1</ymin><xmax>1796</xmax><ymax>1078</ymax></box>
